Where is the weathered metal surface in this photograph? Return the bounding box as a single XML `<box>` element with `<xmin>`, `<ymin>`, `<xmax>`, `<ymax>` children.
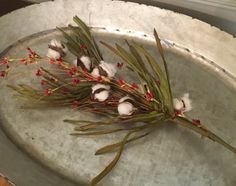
<box><xmin>0</xmin><ymin>0</ymin><xmax>235</xmax><ymax>186</ymax></box>
<box><xmin>0</xmin><ymin>126</ymin><xmax>77</xmax><ymax>186</ymax></box>
<box><xmin>1</xmin><ymin>0</ymin><xmax>236</xmax><ymax>77</ymax></box>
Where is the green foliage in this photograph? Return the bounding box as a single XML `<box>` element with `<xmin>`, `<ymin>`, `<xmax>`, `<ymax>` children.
<box><xmin>58</xmin><ymin>16</ymin><xmax>103</xmax><ymax>64</ymax></box>
<box><xmin>5</xmin><ymin>15</ymin><xmax>236</xmax><ymax>186</ymax></box>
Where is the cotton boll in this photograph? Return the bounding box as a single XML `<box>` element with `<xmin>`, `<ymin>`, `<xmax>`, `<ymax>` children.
<box><xmin>50</xmin><ymin>39</ymin><xmax>63</xmax><ymax>48</ymax></box>
<box><xmin>47</xmin><ymin>39</ymin><xmax>67</xmax><ymax>59</ymax></box>
<box><xmin>50</xmin><ymin>39</ymin><xmax>67</xmax><ymax>53</ymax></box>
<box><xmin>91</xmin><ymin>61</ymin><xmax>116</xmax><ymax>78</ymax></box>
<box><xmin>119</xmin><ymin>96</ymin><xmax>132</xmax><ymax>103</ymax></box>
<box><xmin>94</xmin><ymin>90</ymin><xmax>110</xmax><ymax>102</ymax></box>
<box><xmin>173</xmin><ymin>93</ymin><xmax>192</xmax><ymax>113</ymax></box>
<box><xmin>118</xmin><ymin>96</ymin><xmax>135</xmax><ymax>115</ymax></box>
<box><xmin>80</xmin><ymin>56</ymin><xmax>91</xmax><ymax>71</ymax></box>
<box><xmin>92</xmin><ymin>84</ymin><xmax>110</xmax><ymax>93</ymax></box>
<box><xmin>181</xmin><ymin>93</ymin><xmax>192</xmax><ymax>112</ymax></box>
<box><xmin>173</xmin><ymin>98</ymin><xmax>184</xmax><ymax>111</ymax></box>
<box><xmin>92</xmin><ymin>84</ymin><xmax>110</xmax><ymax>102</ymax></box>
<box><xmin>118</xmin><ymin>102</ymin><xmax>134</xmax><ymax>115</ymax></box>
<box><xmin>99</xmin><ymin>61</ymin><xmax>116</xmax><ymax>78</ymax></box>
<box><xmin>91</xmin><ymin>67</ymin><xmax>100</xmax><ymax>77</ymax></box>
<box><xmin>72</xmin><ymin>56</ymin><xmax>92</xmax><ymax>71</ymax></box>
<box><xmin>47</xmin><ymin>39</ymin><xmax>66</xmax><ymax>59</ymax></box>
<box><xmin>47</xmin><ymin>48</ymin><xmax>61</xmax><ymax>60</ymax></box>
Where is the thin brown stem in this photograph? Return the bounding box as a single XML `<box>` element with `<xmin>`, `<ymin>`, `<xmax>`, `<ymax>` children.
<box><xmin>173</xmin><ymin>116</ymin><xmax>236</xmax><ymax>154</ymax></box>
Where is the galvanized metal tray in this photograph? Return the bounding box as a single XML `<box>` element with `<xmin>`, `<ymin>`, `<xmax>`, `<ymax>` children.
<box><xmin>0</xmin><ymin>0</ymin><xmax>235</xmax><ymax>186</ymax></box>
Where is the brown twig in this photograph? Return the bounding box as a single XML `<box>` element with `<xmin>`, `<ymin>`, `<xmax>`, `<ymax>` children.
<box><xmin>173</xmin><ymin>116</ymin><xmax>236</xmax><ymax>154</ymax></box>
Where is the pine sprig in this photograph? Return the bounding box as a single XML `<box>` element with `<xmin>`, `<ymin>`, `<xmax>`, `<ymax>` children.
<box><xmin>1</xmin><ymin>16</ymin><xmax>235</xmax><ymax>186</ymax></box>
<box><xmin>58</xmin><ymin>16</ymin><xmax>103</xmax><ymax>65</ymax></box>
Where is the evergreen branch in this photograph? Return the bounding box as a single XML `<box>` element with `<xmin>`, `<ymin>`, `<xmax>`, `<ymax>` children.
<box><xmin>3</xmin><ymin>15</ymin><xmax>236</xmax><ymax>186</ymax></box>
<box><xmin>153</xmin><ymin>29</ymin><xmax>174</xmax><ymax>115</ymax></box>
<box><xmin>73</xmin><ymin>16</ymin><xmax>103</xmax><ymax>62</ymax></box>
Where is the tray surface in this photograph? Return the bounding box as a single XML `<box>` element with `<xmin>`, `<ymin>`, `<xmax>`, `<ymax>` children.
<box><xmin>0</xmin><ymin>0</ymin><xmax>236</xmax><ymax>185</ymax></box>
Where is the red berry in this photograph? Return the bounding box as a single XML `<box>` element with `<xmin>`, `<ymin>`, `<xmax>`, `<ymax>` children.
<box><xmin>87</xmin><ymin>76</ymin><xmax>94</xmax><ymax>81</ymax></box>
<box><xmin>67</xmin><ymin>67</ymin><xmax>78</xmax><ymax>77</ymax></box>
<box><xmin>131</xmin><ymin>83</ymin><xmax>139</xmax><ymax>89</ymax></box>
<box><xmin>0</xmin><ymin>58</ymin><xmax>9</xmax><ymax>65</ymax></box>
<box><xmin>118</xmin><ymin>78</ymin><xmax>125</xmax><ymax>87</ymax></box>
<box><xmin>41</xmin><ymin>80</ymin><xmax>48</xmax><ymax>85</ymax></box>
<box><xmin>67</xmin><ymin>71</ymin><xmax>73</xmax><ymax>77</ymax></box>
<box><xmin>0</xmin><ymin>71</ymin><xmax>6</xmax><ymax>77</ymax></box>
<box><xmin>80</xmin><ymin>44</ymin><xmax>87</xmax><ymax>49</ymax></box>
<box><xmin>35</xmin><ymin>69</ymin><xmax>42</xmax><ymax>76</ymax></box>
<box><xmin>72</xmin><ymin>78</ymin><xmax>80</xmax><ymax>85</ymax></box>
<box><xmin>146</xmin><ymin>92</ymin><xmax>154</xmax><ymax>101</ymax></box>
<box><xmin>21</xmin><ymin>59</ymin><xmax>28</xmax><ymax>65</ymax></box>
<box><xmin>117</xmin><ymin>62</ymin><xmax>124</xmax><ymax>69</ymax></box>
<box><xmin>44</xmin><ymin>89</ymin><xmax>53</xmax><ymax>96</ymax></box>
<box><xmin>96</xmin><ymin>76</ymin><xmax>102</xmax><ymax>82</ymax></box>
<box><xmin>174</xmin><ymin>110</ymin><xmax>182</xmax><ymax>116</ymax></box>
<box><xmin>27</xmin><ymin>47</ymin><xmax>38</xmax><ymax>57</ymax></box>
<box><xmin>50</xmin><ymin>58</ymin><xmax>55</xmax><ymax>64</ymax></box>
<box><xmin>71</xmin><ymin>67</ymin><xmax>77</xmax><ymax>73</ymax></box>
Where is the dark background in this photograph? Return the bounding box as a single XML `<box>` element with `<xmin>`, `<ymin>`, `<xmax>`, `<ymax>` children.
<box><xmin>0</xmin><ymin>0</ymin><xmax>32</xmax><ymax>16</ymax></box>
